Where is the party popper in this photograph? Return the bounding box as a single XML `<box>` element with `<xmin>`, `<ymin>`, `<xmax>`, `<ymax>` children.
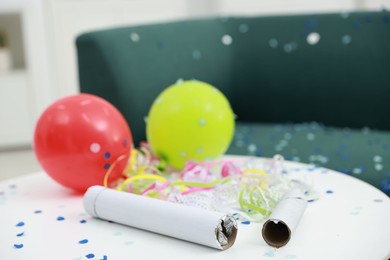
<box><xmin>261</xmin><ymin>189</ymin><xmax>307</xmax><ymax>248</ymax></box>
<box><xmin>83</xmin><ymin>186</ymin><xmax>237</xmax><ymax>250</ymax></box>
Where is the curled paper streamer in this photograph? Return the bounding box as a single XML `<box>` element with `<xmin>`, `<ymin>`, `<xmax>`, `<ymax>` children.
<box><xmin>84</xmin><ymin>186</ymin><xmax>238</xmax><ymax>250</ymax></box>
<box><xmin>261</xmin><ymin>189</ymin><xmax>307</xmax><ymax>248</ymax></box>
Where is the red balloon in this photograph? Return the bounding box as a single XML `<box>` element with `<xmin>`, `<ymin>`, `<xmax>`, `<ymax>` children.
<box><xmin>34</xmin><ymin>94</ymin><xmax>133</xmax><ymax>192</ymax></box>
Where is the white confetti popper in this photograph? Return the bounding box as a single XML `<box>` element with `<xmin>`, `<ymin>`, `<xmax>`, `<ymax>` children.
<box><xmin>83</xmin><ymin>186</ymin><xmax>238</xmax><ymax>250</ymax></box>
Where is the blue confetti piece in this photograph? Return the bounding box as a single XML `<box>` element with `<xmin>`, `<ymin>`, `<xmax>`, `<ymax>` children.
<box><xmin>264</xmin><ymin>250</ymin><xmax>275</xmax><ymax>257</ymax></box>
<box><xmin>241</xmin><ymin>221</ymin><xmax>250</xmax><ymax>225</ymax></box>
<box><xmin>86</xmin><ymin>253</ymin><xmax>95</xmax><ymax>259</ymax></box>
<box><xmin>365</xmin><ymin>14</ymin><xmax>373</xmax><ymax>22</ymax></box>
<box><xmin>16</xmin><ymin>221</ymin><xmax>25</xmax><ymax>227</ymax></box>
<box><xmin>78</xmin><ymin>239</ymin><xmax>89</xmax><ymax>244</ymax></box>
<box><xmin>384</xmin><ymin>14</ymin><xmax>390</xmax><ymax>23</ymax></box>
<box><xmin>57</xmin><ymin>216</ymin><xmax>65</xmax><ymax>221</ymax></box>
<box><xmin>16</xmin><ymin>232</ymin><xmax>24</xmax><ymax>237</ymax></box>
<box><xmin>80</xmin><ymin>219</ymin><xmax>87</xmax><ymax>224</ymax></box>
<box><xmin>104</xmin><ymin>163</ymin><xmax>111</xmax><ymax>170</ymax></box>
<box><xmin>380</xmin><ymin>179</ymin><xmax>390</xmax><ymax>192</ymax></box>
<box><xmin>326</xmin><ymin>190</ymin><xmax>334</xmax><ymax>194</ymax></box>
<box><xmin>101</xmin><ymin>256</ymin><xmax>108</xmax><ymax>260</ymax></box>
<box><xmin>9</xmin><ymin>184</ymin><xmax>17</xmax><ymax>189</ymax></box>
<box><xmin>34</xmin><ymin>210</ymin><xmax>42</xmax><ymax>214</ymax></box>
<box><xmin>104</xmin><ymin>152</ymin><xmax>111</xmax><ymax>160</ymax></box>
<box><xmin>14</xmin><ymin>244</ymin><xmax>24</xmax><ymax>249</ymax></box>
<box><xmin>307</xmin><ymin>199</ymin><xmax>316</xmax><ymax>203</ymax></box>
<box><xmin>338</xmin><ymin>168</ymin><xmax>351</xmax><ymax>175</ymax></box>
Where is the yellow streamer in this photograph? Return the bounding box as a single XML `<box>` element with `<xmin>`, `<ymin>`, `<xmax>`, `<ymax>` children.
<box><xmin>119</xmin><ymin>174</ymin><xmax>168</xmax><ymax>192</ymax></box>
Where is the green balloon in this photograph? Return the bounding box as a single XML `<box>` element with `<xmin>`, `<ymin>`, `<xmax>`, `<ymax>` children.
<box><xmin>146</xmin><ymin>80</ymin><xmax>235</xmax><ymax>169</ymax></box>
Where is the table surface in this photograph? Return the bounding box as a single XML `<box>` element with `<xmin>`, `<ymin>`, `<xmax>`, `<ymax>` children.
<box><xmin>1</xmin><ymin>158</ymin><xmax>390</xmax><ymax>260</ymax></box>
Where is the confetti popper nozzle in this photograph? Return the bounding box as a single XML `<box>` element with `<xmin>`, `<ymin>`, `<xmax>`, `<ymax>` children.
<box><xmin>261</xmin><ymin>189</ymin><xmax>307</xmax><ymax>248</ymax></box>
<box><xmin>83</xmin><ymin>186</ymin><xmax>238</xmax><ymax>250</ymax></box>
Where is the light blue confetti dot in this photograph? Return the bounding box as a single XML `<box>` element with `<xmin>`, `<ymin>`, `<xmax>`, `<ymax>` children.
<box><xmin>86</xmin><ymin>253</ymin><xmax>95</xmax><ymax>259</ymax></box>
<box><xmin>16</xmin><ymin>232</ymin><xmax>24</xmax><ymax>237</ymax></box>
<box><xmin>269</xmin><ymin>39</ymin><xmax>278</xmax><ymax>48</ymax></box>
<box><xmin>340</xmin><ymin>11</ymin><xmax>350</xmax><ymax>18</ymax></box>
<box><xmin>375</xmin><ymin>164</ymin><xmax>383</xmax><ymax>171</ymax></box>
<box><xmin>196</xmin><ymin>147</ymin><xmax>203</xmax><ymax>154</ymax></box>
<box><xmin>198</xmin><ymin>118</ymin><xmax>207</xmax><ymax>126</ymax></box>
<box><xmin>192</xmin><ymin>50</ymin><xmax>201</xmax><ymax>60</ymax></box>
<box><xmin>16</xmin><ymin>221</ymin><xmax>25</xmax><ymax>227</ymax></box>
<box><xmin>78</xmin><ymin>239</ymin><xmax>89</xmax><ymax>244</ymax></box>
<box><xmin>283</xmin><ymin>43</ymin><xmax>294</xmax><ymax>53</ymax></box>
<box><xmin>221</xmin><ymin>34</ymin><xmax>233</xmax><ymax>45</ymax></box>
<box><xmin>264</xmin><ymin>251</ymin><xmax>275</xmax><ymax>257</ymax></box>
<box><xmin>307</xmin><ymin>32</ymin><xmax>320</xmax><ymax>45</ymax></box>
<box><xmin>248</xmin><ymin>144</ymin><xmax>257</xmax><ymax>153</ymax></box>
<box><xmin>130</xmin><ymin>32</ymin><xmax>140</xmax><ymax>42</ymax></box>
<box><xmin>14</xmin><ymin>244</ymin><xmax>24</xmax><ymax>249</ymax></box>
<box><xmin>113</xmin><ymin>231</ymin><xmax>122</xmax><ymax>236</ymax></box>
<box><xmin>239</xmin><ymin>23</ymin><xmax>249</xmax><ymax>33</ymax></box>
<box><xmin>307</xmin><ymin>133</ymin><xmax>315</xmax><ymax>141</ymax></box>
<box><xmin>342</xmin><ymin>35</ymin><xmax>352</xmax><ymax>45</ymax></box>
<box><xmin>57</xmin><ymin>216</ymin><xmax>65</xmax><ymax>221</ymax></box>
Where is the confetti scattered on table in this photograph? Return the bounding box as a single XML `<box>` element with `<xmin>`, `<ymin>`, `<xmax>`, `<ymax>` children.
<box><xmin>264</xmin><ymin>251</ymin><xmax>275</xmax><ymax>257</ymax></box>
<box><xmin>13</xmin><ymin>244</ymin><xmax>24</xmax><ymax>249</ymax></box>
<box><xmin>78</xmin><ymin>239</ymin><xmax>89</xmax><ymax>244</ymax></box>
<box><xmin>16</xmin><ymin>221</ymin><xmax>25</xmax><ymax>227</ymax></box>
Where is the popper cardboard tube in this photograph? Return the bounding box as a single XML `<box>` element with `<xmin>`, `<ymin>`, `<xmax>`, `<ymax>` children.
<box><xmin>261</xmin><ymin>189</ymin><xmax>307</xmax><ymax>248</ymax></box>
<box><xmin>83</xmin><ymin>186</ymin><xmax>237</xmax><ymax>250</ymax></box>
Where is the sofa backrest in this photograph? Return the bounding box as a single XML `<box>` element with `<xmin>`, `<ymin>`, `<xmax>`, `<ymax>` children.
<box><xmin>77</xmin><ymin>11</ymin><xmax>390</xmax><ymax>144</ymax></box>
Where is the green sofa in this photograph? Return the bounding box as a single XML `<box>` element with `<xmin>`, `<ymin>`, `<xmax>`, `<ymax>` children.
<box><xmin>76</xmin><ymin>11</ymin><xmax>390</xmax><ymax>195</ymax></box>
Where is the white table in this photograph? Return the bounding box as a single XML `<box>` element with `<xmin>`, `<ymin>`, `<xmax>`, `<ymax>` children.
<box><xmin>1</xmin><ymin>159</ymin><xmax>390</xmax><ymax>260</ymax></box>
